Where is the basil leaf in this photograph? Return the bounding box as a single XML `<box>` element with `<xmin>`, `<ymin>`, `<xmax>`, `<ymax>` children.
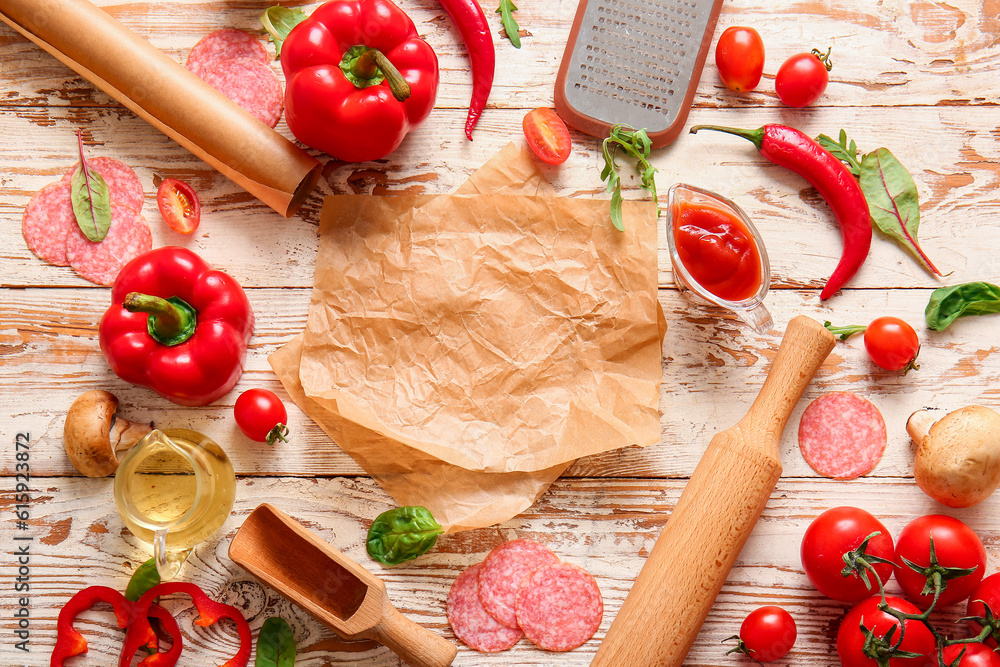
<box><xmin>366</xmin><ymin>506</ymin><xmax>443</xmax><ymax>565</ymax></box>
<box><xmin>260</xmin><ymin>6</ymin><xmax>309</xmax><ymax>58</ymax></box>
<box><xmin>926</xmin><ymin>282</ymin><xmax>1000</xmax><ymax>331</ymax></box>
<box><xmin>71</xmin><ymin>166</ymin><xmax>112</xmax><ymax>243</ymax></box>
<box><xmin>600</xmin><ymin>124</ymin><xmax>659</xmax><ymax>231</ymax></box>
<box><xmin>859</xmin><ymin>147</ymin><xmax>942</xmax><ymax>276</ymax></box>
<box><xmin>496</xmin><ymin>0</ymin><xmax>521</xmax><ymax>48</ymax></box>
<box><xmin>816</xmin><ymin>129</ymin><xmax>862</xmax><ymax>177</ymax></box>
<box><xmin>125</xmin><ymin>558</ymin><xmax>160</xmax><ymax>602</ymax></box>
<box><xmin>255</xmin><ymin>617</ymin><xmax>295</xmax><ymax>667</ymax></box>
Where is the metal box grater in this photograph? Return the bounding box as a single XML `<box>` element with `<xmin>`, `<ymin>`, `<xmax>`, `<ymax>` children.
<box><xmin>554</xmin><ymin>0</ymin><xmax>725</xmax><ymax>147</ymax></box>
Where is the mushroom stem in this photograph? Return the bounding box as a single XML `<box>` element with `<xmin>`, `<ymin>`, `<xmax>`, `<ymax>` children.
<box><xmin>110</xmin><ymin>414</ymin><xmax>153</xmax><ymax>454</ymax></box>
<box><xmin>906</xmin><ymin>410</ymin><xmax>936</xmax><ymax>446</ymax></box>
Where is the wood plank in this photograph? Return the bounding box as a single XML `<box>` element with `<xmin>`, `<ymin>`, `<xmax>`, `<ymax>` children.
<box><xmin>2</xmin><ymin>103</ymin><xmax>999</xmax><ymax>289</ymax></box>
<box><xmin>0</xmin><ymin>0</ymin><xmax>996</xmax><ymax>109</ymax></box>
<box><xmin>4</xmin><ymin>287</ymin><xmax>998</xmax><ymax>478</ymax></box>
<box><xmin>1</xmin><ymin>476</ymin><xmax>996</xmax><ymax>665</ymax></box>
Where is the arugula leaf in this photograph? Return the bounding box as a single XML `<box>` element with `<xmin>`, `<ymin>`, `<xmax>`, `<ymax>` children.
<box><xmin>496</xmin><ymin>0</ymin><xmax>521</xmax><ymax>48</ymax></box>
<box><xmin>816</xmin><ymin>129</ymin><xmax>862</xmax><ymax>177</ymax></box>
<box><xmin>860</xmin><ymin>147</ymin><xmax>942</xmax><ymax>275</ymax></box>
<box><xmin>926</xmin><ymin>282</ymin><xmax>1000</xmax><ymax>331</ymax></box>
<box><xmin>71</xmin><ymin>131</ymin><xmax>112</xmax><ymax>242</ymax></box>
<box><xmin>366</xmin><ymin>506</ymin><xmax>443</xmax><ymax>565</ymax></box>
<box><xmin>260</xmin><ymin>6</ymin><xmax>309</xmax><ymax>57</ymax></box>
<box><xmin>125</xmin><ymin>558</ymin><xmax>160</xmax><ymax>602</ymax></box>
<box><xmin>255</xmin><ymin>617</ymin><xmax>296</xmax><ymax>667</ymax></box>
<box><xmin>600</xmin><ymin>124</ymin><xmax>659</xmax><ymax>231</ymax></box>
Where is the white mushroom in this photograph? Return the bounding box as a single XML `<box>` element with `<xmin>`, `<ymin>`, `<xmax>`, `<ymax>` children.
<box><xmin>909</xmin><ymin>405</ymin><xmax>1000</xmax><ymax>508</ymax></box>
<box><xmin>63</xmin><ymin>390</ymin><xmax>153</xmax><ymax>477</ymax></box>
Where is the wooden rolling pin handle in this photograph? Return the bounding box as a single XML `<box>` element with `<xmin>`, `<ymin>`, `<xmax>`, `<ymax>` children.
<box><xmin>591</xmin><ymin>316</ymin><xmax>834</xmax><ymax>667</ymax></box>
<box><xmin>368</xmin><ymin>600</ymin><xmax>457</xmax><ymax>667</ymax></box>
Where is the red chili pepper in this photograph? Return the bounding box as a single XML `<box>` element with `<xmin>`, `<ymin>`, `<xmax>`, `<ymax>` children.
<box><xmin>51</xmin><ymin>586</ymin><xmax>133</xmax><ymax>665</ymax></box>
<box><xmin>437</xmin><ymin>0</ymin><xmax>495</xmax><ymax>140</ymax></box>
<box><xmin>121</xmin><ymin>582</ymin><xmax>251</xmax><ymax>667</ymax></box>
<box><xmin>272</xmin><ymin>0</ymin><xmax>439</xmax><ymax>162</ymax></box>
<box><xmin>690</xmin><ymin>124</ymin><xmax>872</xmax><ymax>300</ymax></box>
<box><xmin>99</xmin><ymin>246</ymin><xmax>254</xmax><ymax>406</ymax></box>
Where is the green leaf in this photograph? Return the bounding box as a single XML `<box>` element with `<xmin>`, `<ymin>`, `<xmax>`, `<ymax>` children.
<box><xmin>125</xmin><ymin>558</ymin><xmax>160</xmax><ymax>602</ymax></box>
<box><xmin>859</xmin><ymin>147</ymin><xmax>942</xmax><ymax>276</ymax></box>
<box><xmin>255</xmin><ymin>617</ymin><xmax>295</xmax><ymax>667</ymax></box>
<box><xmin>816</xmin><ymin>129</ymin><xmax>862</xmax><ymax>177</ymax></box>
<box><xmin>496</xmin><ymin>0</ymin><xmax>521</xmax><ymax>48</ymax></box>
<box><xmin>599</xmin><ymin>123</ymin><xmax>659</xmax><ymax>231</ymax></box>
<box><xmin>925</xmin><ymin>281</ymin><xmax>1000</xmax><ymax>331</ymax></box>
<box><xmin>71</xmin><ymin>132</ymin><xmax>112</xmax><ymax>243</ymax></box>
<box><xmin>260</xmin><ymin>6</ymin><xmax>309</xmax><ymax>58</ymax></box>
<box><xmin>366</xmin><ymin>506</ymin><xmax>443</xmax><ymax>566</ymax></box>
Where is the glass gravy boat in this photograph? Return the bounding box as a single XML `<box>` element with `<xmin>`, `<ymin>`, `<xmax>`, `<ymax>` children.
<box><xmin>113</xmin><ymin>428</ymin><xmax>236</xmax><ymax>580</ymax></box>
<box><xmin>665</xmin><ymin>183</ymin><xmax>773</xmax><ymax>334</ymax></box>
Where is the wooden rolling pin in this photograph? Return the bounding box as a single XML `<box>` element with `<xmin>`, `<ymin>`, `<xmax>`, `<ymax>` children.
<box><xmin>591</xmin><ymin>315</ymin><xmax>835</xmax><ymax>666</ymax></box>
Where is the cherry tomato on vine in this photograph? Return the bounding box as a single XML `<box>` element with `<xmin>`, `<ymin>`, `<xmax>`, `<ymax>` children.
<box><xmin>727</xmin><ymin>606</ymin><xmax>796</xmax><ymax>662</ymax></box>
<box><xmin>894</xmin><ymin>514</ymin><xmax>987</xmax><ymax>610</ymax></box>
<box><xmin>942</xmin><ymin>643</ymin><xmax>1000</xmax><ymax>667</ymax></box>
<box><xmin>522</xmin><ymin>108</ymin><xmax>572</xmax><ymax>165</ymax></box>
<box><xmin>801</xmin><ymin>507</ymin><xmax>895</xmax><ymax>602</ymax></box>
<box><xmin>966</xmin><ymin>574</ymin><xmax>1000</xmax><ymax>647</ymax></box>
<box><xmin>864</xmin><ymin>317</ymin><xmax>920</xmax><ymax>372</ymax></box>
<box><xmin>156</xmin><ymin>178</ymin><xmax>201</xmax><ymax>234</ymax></box>
<box><xmin>775</xmin><ymin>47</ymin><xmax>832</xmax><ymax>107</ymax></box>
<box><xmin>715</xmin><ymin>26</ymin><xmax>765</xmax><ymax>92</ymax></box>
<box><xmin>836</xmin><ymin>596</ymin><xmax>935</xmax><ymax>667</ymax></box>
<box><xmin>234</xmin><ymin>388</ymin><xmax>289</xmax><ymax>445</ymax></box>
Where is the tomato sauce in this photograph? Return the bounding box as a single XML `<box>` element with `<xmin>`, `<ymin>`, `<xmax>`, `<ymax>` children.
<box><xmin>672</xmin><ymin>200</ymin><xmax>762</xmax><ymax>303</ymax></box>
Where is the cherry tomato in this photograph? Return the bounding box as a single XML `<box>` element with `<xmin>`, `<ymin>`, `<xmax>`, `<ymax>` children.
<box><xmin>775</xmin><ymin>47</ymin><xmax>832</xmax><ymax>107</ymax></box>
<box><xmin>522</xmin><ymin>108</ymin><xmax>572</xmax><ymax>165</ymax></box>
<box><xmin>156</xmin><ymin>178</ymin><xmax>201</xmax><ymax>234</ymax></box>
<box><xmin>942</xmin><ymin>643</ymin><xmax>1000</xmax><ymax>667</ymax></box>
<box><xmin>967</xmin><ymin>573</ymin><xmax>1000</xmax><ymax>647</ymax></box>
<box><xmin>234</xmin><ymin>388</ymin><xmax>289</xmax><ymax>445</ymax></box>
<box><xmin>715</xmin><ymin>26</ymin><xmax>765</xmax><ymax>92</ymax></box>
<box><xmin>837</xmin><ymin>596</ymin><xmax>935</xmax><ymax>667</ymax></box>
<box><xmin>734</xmin><ymin>606</ymin><xmax>796</xmax><ymax>662</ymax></box>
<box><xmin>894</xmin><ymin>514</ymin><xmax>986</xmax><ymax>610</ymax></box>
<box><xmin>801</xmin><ymin>507</ymin><xmax>895</xmax><ymax>602</ymax></box>
<box><xmin>864</xmin><ymin>317</ymin><xmax>920</xmax><ymax>372</ymax></box>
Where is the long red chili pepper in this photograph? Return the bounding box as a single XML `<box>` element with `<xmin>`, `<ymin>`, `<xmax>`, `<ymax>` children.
<box><xmin>121</xmin><ymin>582</ymin><xmax>251</xmax><ymax>667</ymax></box>
<box><xmin>690</xmin><ymin>124</ymin><xmax>872</xmax><ymax>300</ymax></box>
<box><xmin>437</xmin><ymin>0</ymin><xmax>495</xmax><ymax>140</ymax></box>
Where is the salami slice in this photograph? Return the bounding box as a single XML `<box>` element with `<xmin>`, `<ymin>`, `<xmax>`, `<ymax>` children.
<box><xmin>478</xmin><ymin>539</ymin><xmax>559</xmax><ymax>629</ymax></box>
<box><xmin>186</xmin><ymin>29</ymin><xmax>269</xmax><ymax>80</ymax></box>
<box><xmin>65</xmin><ymin>204</ymin><xmax>152</xmax><ymax>286</ymax></box>
<box><xmin>203</xmin><ymin>57</ymin><xmax>284</xmax><ymax>128</ymax></box>
<box><xmin>446</xmin><ymin>563</ymin><xmax>523</xmax><ymax>653</ymax></box>
<box><xmin>63</xmin><ymin>157</ymin><xmax>145</xmax><ymax>213</ymax></box>
<box><xmin>514</xmin><ymin>562</ymin><xmax>604</xmax><ymax>652</ymax></box>
<box><xmin>798</xmin><ymin>391</ymin><xmax>887</xmax><ymax>479</ymax></box>
<box><xmin>22</xmin><ymin>180</ymin><xmax>76</xmax><ymax>266</ymax></box>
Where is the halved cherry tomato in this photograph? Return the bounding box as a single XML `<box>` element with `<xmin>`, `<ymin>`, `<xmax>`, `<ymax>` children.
<box><xmin>775</xmin><ymin>47</ymin><xmax>832</xmax><ymax>107</ymax></box>
<box><xmin>234</xmin><ymin>388</ymin><xmax>289</xmax><ymax>446</ymax></box>
<box><xmin>522</xmin><ymin>108</ymin><xmax>572</xmax><ymax>165</ymax></box>
<box><xmin>156</xmin><ymin>178</ymin><xmax>201</xmax><ymax>234</ymax></box>
<box><xmin>864</xmin><ymin>316</ymin><xmax>920</xmax><ymax>372</ymax></box>
<box><xmin>715</xmin><ymin>26</ymin><xmax>765</xmax><ymax>92</ymax></box>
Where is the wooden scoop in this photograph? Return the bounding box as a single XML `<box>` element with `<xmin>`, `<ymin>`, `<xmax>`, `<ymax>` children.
<box><xmin>591</xmin><ymin>315</ymin><xmax>835</xmax><ymax>667</ymax></box>
<box><xmin>229</xmin><ymin>503</ymin><xmax>457</xmax><ymax>667</ymax></box>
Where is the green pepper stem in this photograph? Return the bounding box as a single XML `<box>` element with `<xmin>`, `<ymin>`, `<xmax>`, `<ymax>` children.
<box><xmin>689</xmin><ymin>124</ymin><xmax>766</xmax><ymax>151</ymax></box>
<box><xmin>123</xmin><ymin>292</ymin><xmax>198</xmax><ymax>347</ymax></box>
<box><xmin>353</xmin><ymin>48</ymin><xmax>411</xmax><ymax>102</ymax></box>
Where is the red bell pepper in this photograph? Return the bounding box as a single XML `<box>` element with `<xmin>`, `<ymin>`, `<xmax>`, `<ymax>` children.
<box><xmin>265</xmin><ymin>0</ymin><xmax>439</xmax><ymax>162</ymax></box>
<box><xmin>51</xmin><ymin>586</ymin><xmax>133</xmax><ymax>665</ymax></box>
<box><xmin>99</xmin><ymin>246</ymin><xmax>254</xmax><ymax>406</ymax></box>
<box><xmin>121</xmin><ymin>582</ymin><xmax>251</xmax><ymax>667</ymax></box>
